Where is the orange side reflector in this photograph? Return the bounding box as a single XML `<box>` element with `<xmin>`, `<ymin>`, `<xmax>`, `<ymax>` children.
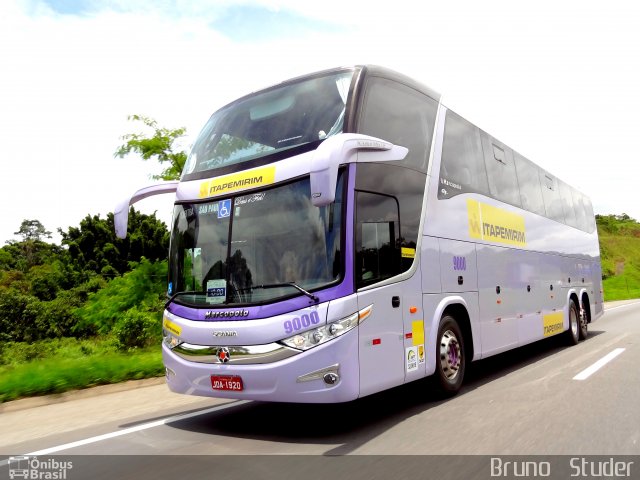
<box><xmin>409</xmin><ymin>306</ymin><xmax>418</xmax><ymax>314</ymax></box>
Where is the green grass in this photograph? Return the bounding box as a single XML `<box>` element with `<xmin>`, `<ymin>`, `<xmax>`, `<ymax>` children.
<box><xmin>603</xmin><ymin>274</ymin><xmax>640</xmax><ymax>301</ymax></box>
<box><xmin>0</xmin><ymin>346</ymin><xmax>163</xmax><ymax>403</ymax></box>
<box><xmin>599</xmin><ymin>232</ymin><xmax>640</xmax><ymax>301</ymax></box>
<box><xmin>0</xmin><ymin>337</ymin><xmax>113</xmax><ymax>366</ymax></box>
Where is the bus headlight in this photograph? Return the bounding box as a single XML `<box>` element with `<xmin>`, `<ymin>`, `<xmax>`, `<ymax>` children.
<box><xmin>163</xmin><ymin>329</ymin><xmax>183</xmax><ymax>349</ymax></box>
<box><xmin>280</xmin><ymin>304</ymin><xmax>372</xmax><ymax>351</ymax></box>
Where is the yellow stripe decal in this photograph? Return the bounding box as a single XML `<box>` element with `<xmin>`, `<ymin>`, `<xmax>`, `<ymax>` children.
<box><xmin>163</xmin><ymin>318</ymin><xmax>182</xmax><ymax>336</ymax></box>
<box><xmin>199</xmin><ymin>166</ymin><xmax>276</xmax><ymax>198</ymax></box>
<box><xmin>467</xmin><ymin>199</ymin><xmax>526</xmax><ymax>246</ymax></box>
<box><xmin>412</xmin><ymin>320</ymin><xmax>425</xmax><ymax>347</ymax></box>
<box><xmin>543</xmin><ymin>312</ymin><xmax>564</xmax><ymax>337</ymax></box>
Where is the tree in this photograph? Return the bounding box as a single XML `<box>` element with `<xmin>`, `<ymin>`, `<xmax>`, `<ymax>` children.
<box><xmin>74</xmin><ymin>258</ymin><xmax>167</xmax><ymax>336</ymax></box>
<box><xmin>4</xmin><ymin>220</ymin><xmax>60</xmax><ymax>271</ymax></box>
<box><xmin>13</xmin><ymin>219</ymin><xmax>52</xmax><ymax>242</ymax></box>
<box><xmin>0</xmin><ymin>289</ymin><xmax>39</xmax><ymax>342</ymax></box>
<box><xmin>115</xmin><ymin>114</ymin><xmax>187</xmax><ymax>180</ymax></box>
<box><xmin>596</xmin><ymin>214</ymin><xmax>640</xmax><ymax>235</ymax></box>
<box><xmin>59</xmin><ymin>209</ymin><xmax>169</xmax><ymax>277</ymax></box>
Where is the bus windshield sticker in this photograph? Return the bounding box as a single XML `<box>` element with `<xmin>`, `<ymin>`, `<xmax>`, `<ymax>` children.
<box><xmin>217</xmin><ymin>199</ymin><xmax>232</xmax><ymax>219</ymax></box>
<box><xmin>206</xmin><ymin>280</ymin><xmax>227</xmax><ymax>304</ymax></box>
<box><xmin>198</xmin><ymin>202</ymin><xmax>221</xmax><ymax>216</ymax></box>
<box><xmin>236</xmin><ymin>192</ymin><xmax>266</xmax><ymax>207</ymax></box>
<box><xmin>401</xmin><ymin>247</ymin><xmax>416</xmax><ymax>259</ymax></box>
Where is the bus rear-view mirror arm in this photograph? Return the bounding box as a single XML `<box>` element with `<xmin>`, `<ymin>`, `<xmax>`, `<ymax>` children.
<box><xmin>310</xmin><ymin>133</ymin><xmax>408</xmax><ymax>207</ymax></box>
<box><xmin>114</xmin><ymin>181</ymin><xmax>179</xmax><ymax>239</ymax></box>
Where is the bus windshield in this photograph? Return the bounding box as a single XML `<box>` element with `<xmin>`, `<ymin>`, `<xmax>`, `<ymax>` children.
<box><xmin>182</xmin><ymin>71</ymin><xmax>353</xmax><ymax>177</ymax></box>
<box><xmin>168</xmin><ymin>173</ymin><xmax>344</xmax><ymax>307</ymax></box>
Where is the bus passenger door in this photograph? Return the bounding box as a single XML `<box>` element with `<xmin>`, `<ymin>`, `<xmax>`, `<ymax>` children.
<box><xmin>358</xmin><ymin>285</ymin><xmax>404</xmax><ymax>397</ymax></box>
<box><xmin>355</xmin><ymin>191</ymin><xmax>406</xmax><ymax>397</ymax></box>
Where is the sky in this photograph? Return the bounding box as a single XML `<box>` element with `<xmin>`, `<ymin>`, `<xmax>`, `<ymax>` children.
<box><xmin>1</xmin><ymin>0</ymin><xmax>639</xmax><ymax>245</ymax></box>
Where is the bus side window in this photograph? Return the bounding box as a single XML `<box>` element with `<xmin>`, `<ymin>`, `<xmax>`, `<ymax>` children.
<box><xmin>540</xmin><ymin>171</ymin><xmax>565</xmax><ymax>223</ymax></box>
<box><xmin>358</xmin><ymin>76</ymin><xmax>437</xmax><ymax>172</ymax></box>
<box><xmin>439</xmin><ymin>110</ymin><xmax>488</xmax><ymax>198</ymax></box>
<box><xmin>355</xmin><ymin>191</ymin><xmax>401</xmax><ymax>288</ymax></box>
<box><xmin>584</xmin><ymin>197</ymin><xmax>596</xmax><ymax>232</ymax></box>
<box><xmin>481</xmin><ymin>133</ymin><xmax>521</xmax><ymax>207</ymax></box>
<box><xmin>573</xmin><ymin>190</ymin><xmax>591</xmax><ymax>232</ymax></box>
<box><xmin>515</xmin><ymin>152</ymin><xmax>546</xmax><ymax>217</ymax></box>
<box><xmin>558</xmin><ymin>179</ymin><xmax>578</xmax><ymax>228</ymax></box>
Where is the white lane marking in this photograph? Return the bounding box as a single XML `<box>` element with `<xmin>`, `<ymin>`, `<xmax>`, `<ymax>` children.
<box><xmin>606</xmin><ymin>301</ymin><xmax>640</xmax><ymax>312</ymax></box>
<box><xmin>0</xmin><ymin>400</ymin><xmax>248</xmax><ymax>464</ymax></box>
<box><xmin>573</xmin><ymin>348</ymin><xmax>626</xmax><ymax>380</ymax></box>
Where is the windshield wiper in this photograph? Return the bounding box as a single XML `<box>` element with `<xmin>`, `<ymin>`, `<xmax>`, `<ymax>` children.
<box><xmin>166</xmin><ymin>283</ymin><xmax>321</xmax><ymax>307</ymax></box>
<box><xmin>165</xmin><ymin>291</ymin><xmax>202</xmax><ymax>309</ymax></box>
<box><xmin>241</xmin><ymin>283</ymin><xmax>320</xmax><ymax>304</ymax></box>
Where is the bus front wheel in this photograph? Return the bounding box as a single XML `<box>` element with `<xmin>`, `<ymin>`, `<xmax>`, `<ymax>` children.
<box><xmin>434</xmin><ymin>314</ymin><xmax>466</xmax><ymax>396</ymax></box>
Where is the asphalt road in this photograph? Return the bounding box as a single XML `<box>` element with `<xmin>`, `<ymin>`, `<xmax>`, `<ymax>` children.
<box><xmin>1</xmin><ymin>300</ymin><xmax>639</xmax><ymax>479</ymax></box>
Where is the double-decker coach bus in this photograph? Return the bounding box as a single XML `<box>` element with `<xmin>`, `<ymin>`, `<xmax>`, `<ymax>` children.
<box><xmin>115</xmin><ymin>65</ymin><xmax>603</xmax><ymax>402</ymax></box>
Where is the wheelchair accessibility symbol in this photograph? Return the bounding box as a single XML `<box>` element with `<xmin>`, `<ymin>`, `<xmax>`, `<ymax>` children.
<box><xmin>217</xmin><ymin>199</ymin><xmax>231</xmax><ymax>219</ymax></box>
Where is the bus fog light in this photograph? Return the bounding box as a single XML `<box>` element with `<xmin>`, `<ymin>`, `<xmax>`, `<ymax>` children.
<box><xmin>163</xmin><ymin>329</ymin><xmax>183</xmax><ymax>350</ymax></box>
<box><xmin>323</xmin><ymin>372</ymin><xmax>339</xmax><ymax>385</ymax></box>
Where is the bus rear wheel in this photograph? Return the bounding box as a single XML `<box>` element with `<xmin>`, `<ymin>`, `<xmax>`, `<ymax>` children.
<box><xmin>434</xmin><ymin>314</ymin><xmax>465</xmax><ymax>396</ymax></box>
<box><xmin>579</xmin><ymin>304</ymin><xmax>588</xmax><ymax>340</ymax></box>
<box><xmin>566</xmin><ymin>301</ymin><xmax>580</xmax><ymax>345</ymax></box>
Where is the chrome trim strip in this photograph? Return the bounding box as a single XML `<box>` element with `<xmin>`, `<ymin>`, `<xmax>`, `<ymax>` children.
<box><xmin>297</xmin><ymin>364</ymin><xmax>339</xmax><ymax>383</ymax></box>
<box><xmin>171</xmin><ymin>342</ymin><xmax>299</xmax><ymax>365</ymax></box>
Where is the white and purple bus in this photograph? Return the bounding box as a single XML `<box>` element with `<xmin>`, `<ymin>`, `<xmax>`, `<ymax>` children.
<box><xmin>115</xmin><ymin>65</ymin><xmax>603</xmax><ymax>402</ymax></box>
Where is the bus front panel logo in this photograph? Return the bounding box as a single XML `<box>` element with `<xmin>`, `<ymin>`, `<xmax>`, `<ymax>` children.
<box><xmin>217</xmin><ymin>347</ymin><xmax>231</xmax><ymax>363</ymax></box>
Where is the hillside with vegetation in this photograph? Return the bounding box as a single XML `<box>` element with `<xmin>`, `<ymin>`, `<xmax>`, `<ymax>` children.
<box><xmin>0</xmin><ymin>213</ymin><xmax>169</xmax><ymax>401</ymax></box>
<box><xmin>0</xmin><ymin>115</ymin><xmax>187</xmax><ymax>402</ymax></box>
<box><xmin>597</xmin><ymin>214</ymin><xmax>640</xmax><ymax>301</ymax></box>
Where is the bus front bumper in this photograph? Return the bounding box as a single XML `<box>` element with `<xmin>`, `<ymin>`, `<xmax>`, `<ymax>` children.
<box><xmin>162</xmin><ymin>327</ymin><xmax>360</xmax><ymax>403</ymax></box>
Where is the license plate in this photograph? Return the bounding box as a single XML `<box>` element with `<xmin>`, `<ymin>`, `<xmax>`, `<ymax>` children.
<box><xmin>211</xmin><ymin>375</ymin><xmax>243</xmax><ymax>391</ymax></box>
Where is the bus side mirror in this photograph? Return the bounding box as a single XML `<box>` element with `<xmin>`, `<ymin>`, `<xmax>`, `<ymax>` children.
<box><xmin>114</xmin><ymin>181</ymin><xmax>179</xmax><ymax>239</ymax></box>
<box><xmin>310</xmin><ymin>133</ymin><xmax>408</xmax><ymax>207</ymax></box>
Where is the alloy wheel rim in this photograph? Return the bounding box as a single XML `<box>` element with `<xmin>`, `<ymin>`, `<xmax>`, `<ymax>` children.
<box><xmin>440</xmin><ymin>329</ymin><xmax>461</xmax><ymax>380</ymax></box>
<box><xmin>570</xmin><ymin>306</ymin><xmax>578</xmax><ymax>337</ymax></box>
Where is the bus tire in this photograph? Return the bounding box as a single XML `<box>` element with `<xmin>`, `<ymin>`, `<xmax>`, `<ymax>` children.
<box><xmin>434</xmin><ymin>314</ymin><xmax>465</xmax><ymax>396</ymax></box>
<box><xmin>565</xmin><ymin>301</ymin><xmax>580</xmax><ymax>345</ymax></box>
<box><xmin>579</xmin><ymin>304</ymin><xmax>588</xmax><ymax>340</ymax></box>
